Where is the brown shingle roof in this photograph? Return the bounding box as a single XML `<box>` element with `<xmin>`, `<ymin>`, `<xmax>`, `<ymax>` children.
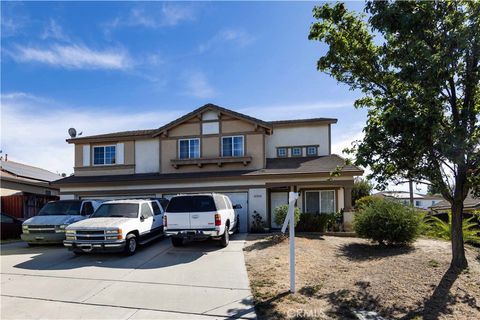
<box><xmin>259</xmin><ymin>154</ymin><xmax>361</xmax><ymax>174</ymax></box>
<box><xmin>269</xmin><ymin>118</ymin><xmax>337</xmax><ymax>126</ymax></box>
<box><xmin>52</xmin><ymin>155</ymin><xmax>363</xmax><ymax>186</ymax></box>
<box><xmin>65</xmin><ymin>103</ymin><xmax>339</xmax><ymax>143</ymax></box>
<box><xmin>67</xmin><ymin>129</ymin><xmax>156</xmax><ymax>143</ymax></box>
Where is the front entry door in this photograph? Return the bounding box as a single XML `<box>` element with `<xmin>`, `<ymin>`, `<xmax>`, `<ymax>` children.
<box><xmin>270</xmin><ymin>192</ymin><xmax>289</xmax><ymax>228</ymax></box>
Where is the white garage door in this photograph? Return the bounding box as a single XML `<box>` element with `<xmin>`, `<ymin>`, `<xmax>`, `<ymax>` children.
<box><xmin>80</xmin><ymin>195</ymin><xmax>155</xmax><ymax>201</ymax></box>
<box><xmin>223</xmin><ymin>192</ymin><xmax>249</xmax><ymax>233</ymax></box>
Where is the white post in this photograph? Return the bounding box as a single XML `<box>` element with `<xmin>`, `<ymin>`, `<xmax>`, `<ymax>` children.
<box><xmin>281</xmin><ymin>191</ymin><xmax>298</xmax><ymax>293</ymax></box>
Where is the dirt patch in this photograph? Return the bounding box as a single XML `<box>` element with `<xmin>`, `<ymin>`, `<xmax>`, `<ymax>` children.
<box><xmin>244</xmin><ymin>234</ymin><xmax>480</xmax><ymax>319</ymax></box>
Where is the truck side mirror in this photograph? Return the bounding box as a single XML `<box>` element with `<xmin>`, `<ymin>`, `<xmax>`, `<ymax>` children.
<box><xmin>233</xmin><ymin>204</ymin><xmax>242</xmax><ymax>209</ymax></box>
<box><xmin>140</xmin><ymin>215</ymin><xmax>145</xmax><ymax>222</ymax></box>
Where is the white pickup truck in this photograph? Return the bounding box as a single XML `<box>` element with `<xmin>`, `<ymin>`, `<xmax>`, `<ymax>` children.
<box><xmin>164</xmin><ymin>194</ymin><xmax>240</xmax><ymax>247</ymax></box>
<box><xmin>64</xmin><ymin>199</ymin><xmax>167</xmax><ymax>255</ymax></box>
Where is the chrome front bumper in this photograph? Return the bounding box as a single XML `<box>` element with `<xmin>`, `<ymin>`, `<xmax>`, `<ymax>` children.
<box><xmin>63</xmin><ymin>240</ymin><xmax>126</xmax><ymax>252</ymax></box>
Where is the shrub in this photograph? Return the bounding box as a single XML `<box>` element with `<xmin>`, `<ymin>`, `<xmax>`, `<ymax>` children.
<box><xmin>250</xmin><ymin>211</ymin><xmax>266</xmax><ymax>233</ymax></box>
<box><xmin>296</xmin><ymin>213</ymin><xmax>335</xmax><ymax>232</ymax></box>
<box><xmin>354</xmin><ymin>199</ymin><xmax>423</xmax><ymax>245</ymax></box>
<box><xmin>354</xmin><ymin>195</ymin><xmax>383</xmax><ymax>211</ymax></box>
<box><xmin>273</xmin><ymin>204</ymin><xmax>301</xmax><ymax>227</ymax></box>
<box><xmin>423</xmin><ymin>211</ymin><xmax>480</xmax><ymax>245</ymax></box>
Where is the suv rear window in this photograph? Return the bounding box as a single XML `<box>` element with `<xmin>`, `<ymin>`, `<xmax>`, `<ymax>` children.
<box><xmin>91</xmin><ymin>203</ymin><xmax>139</xmax><ymax>218</ymax></box>
<box><xmin>167</xmin><ymin>196</ymin><xmax>217</xmax><ymax>212</ymax></box>
<box><xmin>38</xmin><ymin>201</ymin><xmax>82</xmax><ymax>216</ymax></box>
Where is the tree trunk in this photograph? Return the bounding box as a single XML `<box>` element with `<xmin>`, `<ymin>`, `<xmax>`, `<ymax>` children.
<box><xmin>450</xmin><ymin>197</ymin><xmax>468</xmax><ymax>270</ymax></box>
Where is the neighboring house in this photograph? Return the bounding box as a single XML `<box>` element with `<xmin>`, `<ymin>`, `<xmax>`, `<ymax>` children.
<box><xmin>1</xmin><ymin>159</ymin><xmax>60</xmax><ymax>219</ymax></box>
<box><xmin>430</xmin><ymin>193</ymin><xmax>480</xmax><ymax>215</ymax></box>
<box><xmin>373</xmin><ymin>191</ymin><xmax>443</xmax><ymax>210</ymax></box>
<box><xmin>53</xmin><ymin>103</ymin><xmax>363</xmax><ymax>231</ymax></box>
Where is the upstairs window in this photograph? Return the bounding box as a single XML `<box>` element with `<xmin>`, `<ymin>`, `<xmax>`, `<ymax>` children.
<box><xmin>93</xmin><ymin>146</ymin><xmax>116</xmax><ymax>165</ymax></box>
<box><xmin>292</xmin><ymin>147</ymin><xmax>302</xmax><ymax>157</ymax></box>
<box><xmin>307</xmin><ymin>146</ymin><xmax>318</xmax><ymax>156</ymax></box>
<box><xmin>179</xmin><ymin>138</ymin><xmax>200</xmax><ymax>159</ymax></box>
<box><xmin>222</xmin><ymin>136</ymin><xmax>244</xmax><ymax>157</ymax></box>
<box><xmin>277</xmin><ymin>147</ymin><xmax>287</xmax><ymax>157</ymax></box>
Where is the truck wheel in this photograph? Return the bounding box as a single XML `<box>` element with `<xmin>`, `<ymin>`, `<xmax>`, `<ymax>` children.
<box><xmin>171</xmin><ymin>237</ymin><xmax>183</xmax><ymax>247</ymax></box>
<box><xmin>124</xmin><ymin>234</ymin><xmax>137</xmax><ymax>255</ymax></box>
<box><xmin>220</xmin><ymin>225</ymin><xmax>230</xmax><ymax>247</ymax></box>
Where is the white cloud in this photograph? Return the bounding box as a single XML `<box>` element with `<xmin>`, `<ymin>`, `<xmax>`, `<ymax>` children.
<box><xmin>8</xmin><ymin>44</ymin><xmax>132</xmax><ymax>70</ymax></box>
<box><xmin>183</xmin><ymin>71</ymin><xmax>216</xmax><ymax>99</ymax></box>
<box><xmin>0</xmin><ymin>93</ymin><xmax>184</xmax><ymax>175</ymax></box>
<box><xmin>41</xmin><ymin>19</ymin><xmax>69</xmax><ymax>41</ymax></box>
<box><xmin>198</xmin><ymin>29</ymin><xmax>255</xmax><ymax>54</ymax></box>
<box><xmin>105</xmin><ymin>3</ymin><xmax>195</xmax><ymax>32</ymax></box>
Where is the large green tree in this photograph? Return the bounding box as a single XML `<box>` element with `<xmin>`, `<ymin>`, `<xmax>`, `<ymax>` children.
<box><xmin>309</xmin><ymin>1</ymin><xmax>479</xmax><ymax>269</ymax></box>
<box><xmin>352</xmin><ymin>177</ymin><xmax>374</xmax><ymax>206</ymax></box>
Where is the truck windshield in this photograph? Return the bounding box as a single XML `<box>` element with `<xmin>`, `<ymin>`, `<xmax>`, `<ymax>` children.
<box><xmin>38</xmin><ymin>201</ymin><xmax>82</xmax><ymax>216</ymax></box>
<box><xmin>167</xmin><ymin>196</ymin><xmax>217</xmax><ymax>212</ymax></box>
<box><xmin>91</xmin><ymin>203</ymin><xmax>139</xmax><ymax>218</ymax></box>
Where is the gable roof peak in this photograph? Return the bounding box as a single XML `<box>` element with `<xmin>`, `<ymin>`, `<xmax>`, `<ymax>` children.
<box><xmin>152</xmin><ymin>103</ymin><xmax>273</xmax><ymax>137</ymax></box>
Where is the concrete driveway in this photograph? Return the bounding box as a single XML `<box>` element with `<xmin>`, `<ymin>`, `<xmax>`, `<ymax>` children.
<box><xmin>0</xmin><ymin>235</ymin><xmax>256</xmax><ymax>319</ymax></box>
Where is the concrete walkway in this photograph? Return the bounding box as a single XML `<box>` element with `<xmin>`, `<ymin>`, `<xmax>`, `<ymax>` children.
<box><xmin>1</xmin><ymin>234</ymin><xmax>256</xmax><ymax>319</ymax></box>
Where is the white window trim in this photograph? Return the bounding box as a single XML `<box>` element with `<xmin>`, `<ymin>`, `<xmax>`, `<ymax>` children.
<box><xmin>92</xmin><ymin>145</ymin><xmax>116</xmax><ymax>166</ymax></box>
<box><xmin>277</xmin><ymin>147</ymin><xmax>287</xmax><ymax>157</ymax></box>
<box><xmin>307</xmin><ymin>146</ymin><xmax>318</xmax><ymax>156</ymax></box>
<box><xmin>291</xmin><ymin>147</ymin><xmax>302</xmax><ymax>157</ymax></box>
<box><xmin>305</xmin><ymin>190</ymin><xmax>336</xmax><ymax>214</ymax></box>
<box><xmin>178</xmin><ymin>138</ymin><xmax>201</xmax><ymax>159</ymax></box>
<box><xmin>221</xmin><ymin>135</ymin><xmax>245</xmax><ymax>157</ymax></box>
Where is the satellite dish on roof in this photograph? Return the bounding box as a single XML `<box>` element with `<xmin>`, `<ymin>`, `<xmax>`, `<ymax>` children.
<box><xmin>68</xmin><ymin>128</ymin><xmax>77</xmax><ymax>138</ymax></box>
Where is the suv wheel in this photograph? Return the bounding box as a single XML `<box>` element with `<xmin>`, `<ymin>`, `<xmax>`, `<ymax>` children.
<box><xmin>171</xmin><ymin>236</ymin><xmax>183</xmax><ymax>247</ymax></box>
<box><xmin>220</xmin><ymin>225</ymin><xmax>230</xmax><ymax>247</ymax></box>
<box><xmin>124</xmin><ymin>234</ymin><xmax>137</xmax><ymax>255</ymax></box>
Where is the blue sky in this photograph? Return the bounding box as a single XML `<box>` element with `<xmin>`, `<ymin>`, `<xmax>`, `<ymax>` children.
<box><xmin>2</xmin><ymin>1</ymin><xmax>417</xmax><ymax>192</ymax></box>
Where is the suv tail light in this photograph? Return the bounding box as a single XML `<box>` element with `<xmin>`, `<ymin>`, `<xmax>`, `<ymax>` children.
<box><xmin>163</xmin><ymin>215</ymin><xmax>167</xmax><ymax>227</ymax></box>
<box><xmin>214</xmin><ymin>213</ymin><xmax>221</xmax><ymax>226</ymax></box>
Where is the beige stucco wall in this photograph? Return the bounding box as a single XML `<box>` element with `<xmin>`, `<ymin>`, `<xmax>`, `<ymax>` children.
<box><xmin>161</xmin><ymin>139</ymin><xmax>177</xmax><ymax>173</ymax></box>
<box><xmin>202</xmin><ymin>136</ymin><xmax>219</xmax><ymax>158</ymax></box>
<box><xmin>168</xmin><ymin>122</ymin><xmax>200</xmax><ymax>137</ymax></box>
<box><xmin>246</xmin><ymin>133</ymin><xmax>264</xmax><ymax>169</ymax></box>
<box><xmin>75</xmin><ymin>166</ymin><xmax>135</xmax><ymax>176</ymax></box>
<box><xmin>73</xmin><ymin>140</ymin><xmax>135</xmax><ymax>175</ymax></box>
<box><xmin>124</xmin><ymin>141</ymin><xmax>135</xmax><ymax>165</ymax></box>
<box><xmin>221</xmin><ymin>120</ymin><xmax>255</xmax><ymax>134</ymax></box>
<box><xmin>74</xmin><ymin>144</ymin><xmax>83</xmax><ymax>168</ymax></box>
<box><xmin>160</xmin><ymin>132</ymin><xmax>264</xmax><ymax>173</ymax></box>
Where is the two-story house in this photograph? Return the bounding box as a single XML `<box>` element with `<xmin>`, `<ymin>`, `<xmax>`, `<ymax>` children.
<box><xmin>53</xmin><ymin>104</ymin><xmax>363</xmax><ymax>232</ymax></box>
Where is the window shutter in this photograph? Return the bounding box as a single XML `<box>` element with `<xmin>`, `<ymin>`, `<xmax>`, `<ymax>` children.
<box><xmin>82</xmin><ymin>145</ymin><xmax>90</xmax><ymax>166</ymax></box>
<box><xmin>116</xmin><ymin>143</ymin><xmax>124</xmax><ymax>164</ymax></box>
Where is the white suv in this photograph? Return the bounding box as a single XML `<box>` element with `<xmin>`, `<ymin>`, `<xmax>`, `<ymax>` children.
<box><xmin>64</xmin><ymin>199</ymin><xmax>166</xmax><ymax>255</ymax></box>
<box><xmin>164</xmin><ymin>194</ymin><xmax>240</xmax><ymax>247</ymax></box>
